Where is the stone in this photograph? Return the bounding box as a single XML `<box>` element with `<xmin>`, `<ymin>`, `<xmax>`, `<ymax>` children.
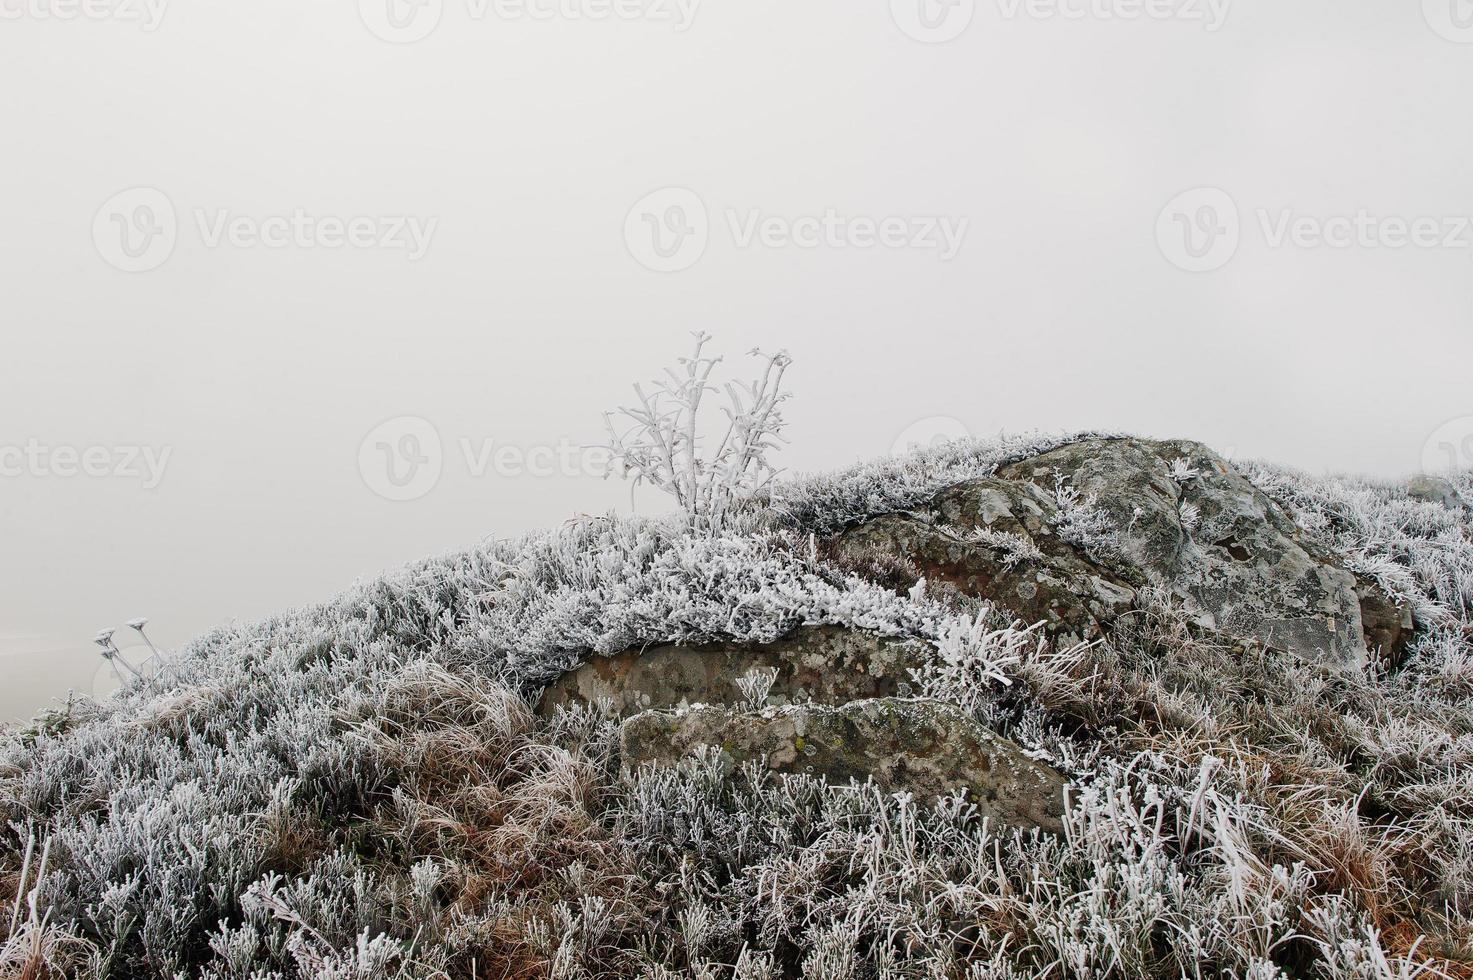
<box><xmin>620</xmin><ymin>697</ymin><xmax>1070</xmax><ymax>834</ymax></box>
<box><xmin>832</xmin><ymin>437</ymin><xmax>1410</xmax><ymax>665</ymax></box>
<box><xmin>832</xmin><ymin>480</ymin><xmax>1137</xmax><ymax>642</ymax></box>
<box><xmin>1407</xmin><ymin>474</ymin><xmax>1468</xmax><ymax>512</ymax></box>
<box><xmin>537</xmin><ymin>626</ymin><xmax>925</xmax><ymax>718</ymax></box>
<box><xmin>1356</xmin><ymin>580</ymin><xmax>1416</xmax><ymax>665</ymax></box>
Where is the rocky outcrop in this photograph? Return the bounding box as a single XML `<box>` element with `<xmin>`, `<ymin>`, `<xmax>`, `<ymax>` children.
<box><xmin>831</xmin><ymin>437</ymin><xmax>1410</xmax><ymax>665</ymax></box>
<box><xmin>621</xmin><ymin>698</ymin><xmax>1069</xmax><ymax>835</ymax></box>
<box><xmin>832</xmin><ymin>479</ymin><xmax>1137</xmax><ymax>642</ymax></box>
<box><xmin>537</xmin><ymin>626</ymin><xmax>925</xmax><ymax>718</ymax></box>
<box><xmin>536</xmin><ymin>436</ymin><xmax>1416</xmax><ymax>839</ymax></box>
<box><xmin>539</xmin><ymin>626</ymin><xmax>1070</xmax><ymax>832</ymax></box>
<box><xmin>1407</xmin><ymin>474</ymin><xmax>1469</xmax><ymax>512</ymax></box>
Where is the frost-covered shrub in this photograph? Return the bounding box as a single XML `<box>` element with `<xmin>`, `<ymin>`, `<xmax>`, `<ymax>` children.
<box><xmin>1050</xmin><ymin>474</ymin><xmax>1127</xmax><ymax>564</ymax></box>
<box><xmin>604</xmin><ymin>332</ymin><xmax>792</xmax><ymax>534</ymax></box>
<box><xmin>943</xmin><ymin>524</ymin><xmax>1046</xmax><ymax>568</ymax></box>
<box><xmin>1243</xmin><ymin>462</ymin><xmax>1473</xmax><ymax>626</ymax></box>
<box><xmin>910</xmin><ymin>612</ymin><xmax>1030</xmax><ymax>713</ymax></box>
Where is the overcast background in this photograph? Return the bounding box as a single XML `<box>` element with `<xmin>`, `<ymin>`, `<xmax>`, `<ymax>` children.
<box><xmin>2</xmin><ymin>0</ymin><xmax>1471</xmax><ymax>722</ymax></box>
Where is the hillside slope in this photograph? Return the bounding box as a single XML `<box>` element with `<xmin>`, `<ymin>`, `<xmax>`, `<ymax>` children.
<box><xmin>2</xmin><ymin>433</ymin><xmax>1471</xmax><ymax>980</ymax></box>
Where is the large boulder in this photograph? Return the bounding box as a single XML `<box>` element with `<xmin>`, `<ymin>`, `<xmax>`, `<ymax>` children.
<box><xmin>832</xmin><ymin>437</ymin><xmax>1410</xmax><ymax>664</ymax></box>
<box><xmin>832</xmin><ymin>478</ymin><xmax>1137</xmax><ymax>641</ymax></box>
<box><xmin>621</xmin><ymin>698</ymin><xmax>1069</xmax><ymax>834</ymax></box>
<box><xmin>540</xmin><ymin>626</ymin><xmax>1067</xmax><ymax>833</ymax></box>
<box><xmin>537</xmin><ymin>626</ymin><xmax>924</xmax><ymax>717</ymax></box>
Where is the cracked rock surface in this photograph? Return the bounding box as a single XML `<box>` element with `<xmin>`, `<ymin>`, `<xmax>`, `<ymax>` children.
<box><xmin>620</xmin><ymin>698</ymin><xmax>1069</xmax><ymax>835</ymax></box>
<box><xmin>538</xmin><ymin>627</ymin><xmax>1071</xmax><ymax>833</ymax></box>
<box><xmin>832</xmin><ymin>436</ymin><xmax>1411</xmax><ymax>664</ymax></box>
<box><xmin>537</xmin><ymin>626</ymin><xmax>924</xmax><ymax>718</ymax></box>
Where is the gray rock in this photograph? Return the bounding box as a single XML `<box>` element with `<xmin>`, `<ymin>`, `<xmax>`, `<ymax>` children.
<box><xmin>832</xmin><ymin>436</ymin><xmax>1409</xmax><ymax>665</ymax></box>
<box><xmin>1002</xmin><ymin>438</ymin><xmax>1376</xmax><ymax>662</ymax></box>
<box><xmin>537</xmin><ymin>626</ymin><xmax>925</xmax><ymax>718</ymax></box>
<box><xmin>620</xmin><ymin>697</ymin><xmax>1069</xmax><ymax>834</ymax></box>
<box><xmin>1407</xmin><ymin>474</ymin><xmax>1468</xmax><ymax>512</ymax></box>
<box><xmin>1356</xmin><ymin>578</ymin><xmax>1417</xmax><ymax>665</ymax></box>
<box><xmin>831</xmin><ymin>479</ymin><xmax>1137</xmax><ymax>642</ymax></box>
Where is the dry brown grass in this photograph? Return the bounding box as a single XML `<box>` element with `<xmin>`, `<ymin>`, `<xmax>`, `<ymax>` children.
<box><xmin>996</xmin><ymin>587</ymin><xmax>1473</xmax><ymax>977</ymax></box>
<box><xmin>349</xmin><ymin>664</ymin><xmax>659</xmax><ymax>980</ymax></box>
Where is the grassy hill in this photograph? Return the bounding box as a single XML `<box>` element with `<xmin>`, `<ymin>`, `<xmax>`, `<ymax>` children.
<box><xmin>2</xmin><ymin>433</ymin><xmax>1470</xmax><ymax>979</ymax></box>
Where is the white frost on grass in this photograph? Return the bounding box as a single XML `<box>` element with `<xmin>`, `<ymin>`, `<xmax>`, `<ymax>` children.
<box><xmin>1</xmin><ymin>432</ymin><xmax>1469</xmax><ymax>979</ymax></box>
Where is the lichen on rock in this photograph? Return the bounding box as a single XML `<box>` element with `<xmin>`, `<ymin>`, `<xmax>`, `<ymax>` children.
<box><xmin>830</xmin><ymin>436</ymin><xmax>1410</xmax><ymax>665</ymax></box>
<box><xmin>537</xmin><ymin>625</ymin><xmax>926</xmax><ymax>717</ymax></box>
<box><xmin>620</xmin><ymin>697</ymin><xmax>1070</xmax><ymax>834</ymax></box>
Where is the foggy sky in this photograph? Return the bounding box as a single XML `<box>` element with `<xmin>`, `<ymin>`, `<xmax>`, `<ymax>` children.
<box><xmin>3</xmin><ymin>0</ymin><xmax>1470</xmax><ymax>722</ymax></box>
